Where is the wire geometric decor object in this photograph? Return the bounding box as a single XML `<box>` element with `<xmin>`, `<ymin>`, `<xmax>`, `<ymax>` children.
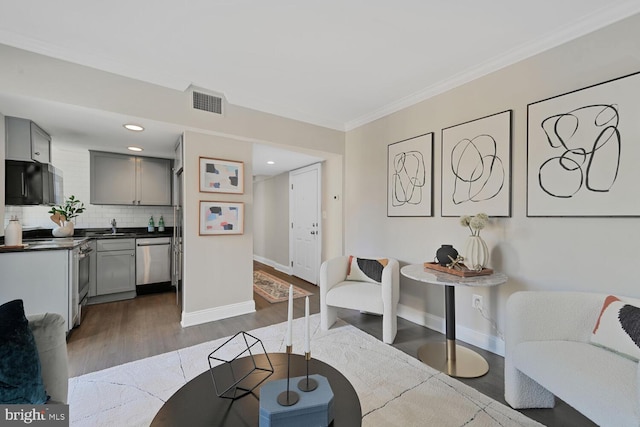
<box><xmin>208</xmin><ymin>331</ymin><xmax>274</xmax><ymax>400</ymax></box>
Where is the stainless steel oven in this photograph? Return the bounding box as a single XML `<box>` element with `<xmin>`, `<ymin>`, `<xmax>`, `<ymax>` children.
<box><xmin>74</xmin><ymin>240</ymin><xmax>94</xmax><ymax>326</ymax></box>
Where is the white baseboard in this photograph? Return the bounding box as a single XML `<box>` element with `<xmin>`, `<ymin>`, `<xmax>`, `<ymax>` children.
<box><xmin>253</xmin><ymin>254</ymin><xmax>293</xmax><ymax>275</ymax></box>
<box><xmin>397</xmin><ymin>303</ymin><xmax>444</xmax><ymax>333</ymax></box>
<box><xmin>181</xmin><ymin>300</ymin><xmax>256</xmax><ymax>328</ymax></box>
<box><xmin>458</xmin><ymin>323</ymin><xmax>505</xmax><ymax>357</ymax></box>
<box><xmin>397</xmin><ymin>303</ymin><xmax>505</xmax><ymax>357</ymax></box>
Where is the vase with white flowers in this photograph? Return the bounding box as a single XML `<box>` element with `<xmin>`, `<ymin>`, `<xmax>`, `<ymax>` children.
<box><xmin>460</xmin><ymin>213</ymin><xmax>489</xmax><ymax>271</ymax></box>
<box><xmin>48</xmin><ymin>195</ymin><xmax>85</xmax><ymax>237</ymax></box>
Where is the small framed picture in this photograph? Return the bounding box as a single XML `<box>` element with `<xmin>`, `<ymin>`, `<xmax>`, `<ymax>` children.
<box><xmin>199</xmin><ymin>201</ymin><xmax>244</xmax><ymax>235</ymax></box>
<box><xmin>199</xmin><ymin>157</ymin><xmax>244</xmax><ymax>194</ymax></box>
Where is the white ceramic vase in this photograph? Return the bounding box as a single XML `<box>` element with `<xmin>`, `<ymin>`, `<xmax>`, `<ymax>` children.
<box><xmin>52</xmin><ymin>222</ymin><xmax>74</xmax><ymax>238</ymax></box>
<box><xmin>463</xmin><ymin>235</ymin><xmax>489</xmax><ymax>271</ymax></box>
<box><xmin>4</xmin><ymin>216</ymin><xmax>23</xmax><ymax>246</ymax></box>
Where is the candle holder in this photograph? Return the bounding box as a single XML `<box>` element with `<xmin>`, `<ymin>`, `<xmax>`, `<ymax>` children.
<box><xmin>297</xmin><ymin>352</ymin><xmax>318</xmax><ymax>392</ymax></box>
<box><xmin>277</xmin><ymin>345</ymin><xmax>300</xmax><ymax>406</ymax></box>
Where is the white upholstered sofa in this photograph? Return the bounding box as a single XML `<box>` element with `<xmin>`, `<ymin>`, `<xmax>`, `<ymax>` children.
<box><xmin>29</xmin><ymin>313</ymin><xmax>69</xmax><ymax>404</ymax></box>
<box><xmin>320</xmin><ymin>256</ymin><xmax>399</xmax><ymax>344</ymax></box>
<box><xmin>505</xmin><ymin>291</ymin><xmax>640</xmax><ymax>427</ymax></box>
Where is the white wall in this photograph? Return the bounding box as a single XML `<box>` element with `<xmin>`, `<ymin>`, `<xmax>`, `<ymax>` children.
<box><xmin>4</xmin><ymin>143</ymin><xmax>174</xmax><ymax>230</ymax></box>
<box><xmin>322</xmin><ymin>154</ymin><xmax>344</xmax><ymax>260</ymax></box>
<box><xmin>181</xmin><ymin>130</ymin><xmax>255</xmax><ymax>325</ymax></box>
<box><xmin>253</xmin><ymin>173</ymin><xmax>290</xmax><ymax>271</ymax></box>
<box><xmin>345</xmin><ymin>13</ymin><xmax>640</xmax><ymax>355</ymax></box>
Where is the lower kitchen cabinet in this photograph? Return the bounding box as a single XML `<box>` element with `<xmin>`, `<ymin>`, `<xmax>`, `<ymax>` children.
<box><xmin>0</xmin><ymin>250</ymin><xmax>72</xmax><ymax>332</ymax></box>
<box><xmin>95</xmin><ymin>239</ymin><xmax>135</xmax><ymax>297</ymax></box>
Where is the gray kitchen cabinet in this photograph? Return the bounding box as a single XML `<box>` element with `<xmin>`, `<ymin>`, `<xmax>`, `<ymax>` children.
<box><xmin>174</xmin><ymin>135</ymin><xmax>183</xmax><ymax>174</ymax></box>
<box><xmin>95</xmin><ymin>239</ymin><xmax>135</xmax><ymax>296</ymax></box>
<box><xmin>137</xmin><ymin>156</ymin><xmax>172</xmax><ymax>205</ymax></box>
<box><xmin>90</xmin><ymin>151</ymin><xmax>171</xmax><ymax>206</ymax></box>
<box><xmin>90</xmin><ymin>151</ymin><xmax>136</xmax><ymax>204</ymax></box>
<box><xmin>5</xmin><ymin>116</ymin><xmax>51</xmax><ymax>163</ymax></box>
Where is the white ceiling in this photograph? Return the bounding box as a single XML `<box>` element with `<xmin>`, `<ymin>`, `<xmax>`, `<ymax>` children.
<box><xmin>0</xmin><ymin>1</ymin><xmax>639</xmax><ymax>173</ymax></box>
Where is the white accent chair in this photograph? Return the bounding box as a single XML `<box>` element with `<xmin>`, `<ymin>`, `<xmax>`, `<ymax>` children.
<box><xmin>505</xmin><ymin>291</ymin><xmax>639</xmax><ymax>427</ymax></box>
<box><xmin>320</xmin><ymin>256</ymin><xmax>399</xmax><ymax>344</ymax></box>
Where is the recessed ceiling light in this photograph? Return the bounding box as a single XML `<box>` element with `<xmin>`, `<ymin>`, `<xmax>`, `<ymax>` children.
<box><xmin>127</xmin><ymin>146</ymin><xmax>143</xmax><ymax>152</ymax></box>
<box><xmin>123</xmin><ymin>123</ymin><xmax>144</xmax><ymax>132</ymax></box>
<box><xmin>267</xmin><ymin>161</ymin><xmax>275</xmax><ymax>165</ymax></box>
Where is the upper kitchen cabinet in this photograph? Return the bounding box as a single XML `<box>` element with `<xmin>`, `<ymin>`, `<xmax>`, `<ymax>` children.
<box><xmin>5</xmin><ymin>116</ymin><xmax>51</xmax><ymax>163</ymax></box>
<box><xmin>90</xmin><ymin>151</ymin><xmax>172</xmax><ymax>206</ymax></box>
<box><xmin>174</xmin><ymin>135</ymin><xmax>183</xmax><ymax>174</ymax></box>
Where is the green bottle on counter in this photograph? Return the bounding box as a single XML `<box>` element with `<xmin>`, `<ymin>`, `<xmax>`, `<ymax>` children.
<box><xmin>158</xmin><ymin>215</ymin><xmax>165</xmax><ymax>232</ymax></box>
<box><xmin>148</xmin><ymin>216</ymin><xmax>155</xmax><ymax>232</ymax></box>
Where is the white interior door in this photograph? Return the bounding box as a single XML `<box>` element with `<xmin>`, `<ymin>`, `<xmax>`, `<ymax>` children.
<box><xmin>290</xmin><ymin>163</ymin><xmax>321</xmax><ymax>284</ymax></box>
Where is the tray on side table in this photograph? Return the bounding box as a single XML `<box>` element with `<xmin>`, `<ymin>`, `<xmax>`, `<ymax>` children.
<box><xmin>423</xmin><ymin>262</ymin><xmax>493</xmax><ymax>277</ymax></box>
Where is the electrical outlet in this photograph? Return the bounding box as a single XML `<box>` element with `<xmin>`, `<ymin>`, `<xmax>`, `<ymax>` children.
<box><xmin>472</xmin><ymin>294</ymin><xmax>483</xmax><ymax>310</ymax></box>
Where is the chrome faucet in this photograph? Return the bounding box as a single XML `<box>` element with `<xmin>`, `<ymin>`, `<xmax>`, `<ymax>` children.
<box><xmin>110</xmin><ymin>218</ymin><xmax>117</xmax><ymax>234</ymax></box>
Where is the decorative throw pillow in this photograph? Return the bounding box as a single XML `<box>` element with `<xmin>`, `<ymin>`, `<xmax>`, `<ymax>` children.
<box><xmin>346</xmin><ymin>256</ymin><xmax>388</xmax><ymax>284</ymax></box>
<box><xmin>591</xmin><ymin>295</ymin><xmax>640</xmax><ymax>361</ymax></box>
<box><xmin>0</xmin><ymin>299</ymin><xmax>48</xmax><ymax>404</ymax></box>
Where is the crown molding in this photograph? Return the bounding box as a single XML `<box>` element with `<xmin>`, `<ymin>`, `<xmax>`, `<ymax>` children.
<box><xmin>345</xmin><ymin>3</ymin><xmax>640</xmax><ymax>131</ymax></box>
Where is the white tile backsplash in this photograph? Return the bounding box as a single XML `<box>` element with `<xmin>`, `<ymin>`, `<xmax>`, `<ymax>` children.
<box><xmin>4</xmin><ymin>145</ymin><xmax>174</xmax><ymax>230</ymax></box>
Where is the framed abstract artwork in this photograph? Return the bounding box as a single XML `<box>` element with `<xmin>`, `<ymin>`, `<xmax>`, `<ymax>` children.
<box><xmin>199</xmin><ymin>157</ymin><xmax>244</xmax><ymax>194</ymax></box>
<box><xmin>387</xmin><ymin>132</ymin><xmax>433</xmax><ymax>217</ymax></box>
<box><xmin>199</xmin><ymin>201</ymin><xmax>244</xmax><ymax>235</ymax></box>
<box><xmin>527</xmin><ymin>71</ymin><xmax>640</xmax><ymax>217</ymax></box>
<box><xmin>441</xmin><ymin>110</ymin><xmax>512</xmax><ymax>217</ymax></box>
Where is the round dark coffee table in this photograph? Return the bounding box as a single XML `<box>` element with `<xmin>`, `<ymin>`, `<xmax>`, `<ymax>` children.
<box><xmin>151</xmin><ymin>353</ymin><xmax>362</xmax><ymax>426</ymax></box>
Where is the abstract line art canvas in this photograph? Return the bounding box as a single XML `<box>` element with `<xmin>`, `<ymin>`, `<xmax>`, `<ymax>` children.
<box><xmin>199</xmin><ymin>201</ymin><xmax>244</xmax><ymax>235</ymax></box>
<box><xmin>200</xmin><ymin>157</ymin><xmax>244</xmax><ymax>194</ymax></box>
<box><xmin>387</xmin><ymin>133</ymin><xmax>433</xmax><ymax>217</ymax></box>
<box><xmin>527</xmin><ymin>71</ymin><xmax>640</xmax><ymax>217</ymax></box>
<box><xmin>441</xmin><ymin>110</ymin><xmax>512</xmax><ymax>217</ymax></box>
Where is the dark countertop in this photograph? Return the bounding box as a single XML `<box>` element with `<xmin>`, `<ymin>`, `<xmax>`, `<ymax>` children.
<box><xmin>0</xmin><ymin>227</ymin><xmax>173</xmax><ymax>253</ymax></box>
<box><xmin>28</xmin><ymin>226</ymin><xmax>173</xmax><ymax>240</ymax></box>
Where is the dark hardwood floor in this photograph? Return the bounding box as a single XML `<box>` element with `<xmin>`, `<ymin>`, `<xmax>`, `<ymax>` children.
<box><xmin>67</xmin><ymin>261</ymin><xmax>593</xmax><ymax>427</ymax></box>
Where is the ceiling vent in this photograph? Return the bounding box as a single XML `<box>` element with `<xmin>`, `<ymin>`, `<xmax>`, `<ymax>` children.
<box><xmin>192</xmin><ymin>90</ymin><xmax>224</xmax><ymax>115</ymax></box>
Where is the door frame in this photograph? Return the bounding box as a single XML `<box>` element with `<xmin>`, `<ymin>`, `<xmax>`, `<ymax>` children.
<box><xmin>289</xmin><ymin>163</ymin><xmax>322</xmax><ymax>284</ymax></box>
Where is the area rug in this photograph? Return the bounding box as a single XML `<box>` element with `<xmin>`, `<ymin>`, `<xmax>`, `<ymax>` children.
<box><xmin>253</xmin><ymin>270</ymin><xmax>312</xmax><ymax>303</ymax></box>
<box><xmin>68</xmin><ymin>315</ymin><xmax>542</xmax><ymax>427</ymax></box>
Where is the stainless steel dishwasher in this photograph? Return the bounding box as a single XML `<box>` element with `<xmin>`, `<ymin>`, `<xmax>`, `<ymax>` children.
<box><xmin>136</xmin><ymin>237</ymin><xmax>172</xmax><ymax>288</ymax></box>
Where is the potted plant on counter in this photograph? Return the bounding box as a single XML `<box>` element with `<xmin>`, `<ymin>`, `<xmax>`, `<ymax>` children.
<box><xmin>48</xmin><ymin>195</ymin><xmax>85</xmax><ymax>237</ymax></box>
